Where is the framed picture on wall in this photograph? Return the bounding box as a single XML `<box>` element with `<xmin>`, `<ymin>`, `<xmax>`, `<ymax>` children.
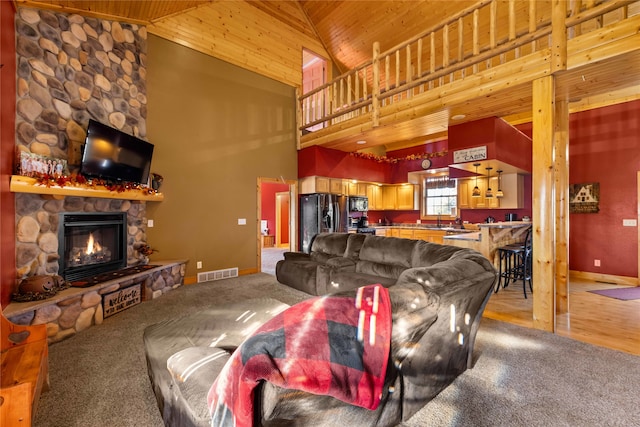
<box><xmin>569</xmin><ymin>182</ymin><xmax>600</xmax><ymax>213</ymax></box>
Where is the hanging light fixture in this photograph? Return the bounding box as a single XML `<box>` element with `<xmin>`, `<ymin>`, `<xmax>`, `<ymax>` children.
<box><xmin>472</xmin><ymin>163</ymin><xmax>481</xmax><ymax>197</ymax></box>
<box><xmin>496</xmin><ymin>169</ymin><xmax>504</xmax><ymax>198</ymax></box>
<box><xmin>485</xmin><ymin>167</ymin><xmax>493</xmax><ymax>198</ymax></box>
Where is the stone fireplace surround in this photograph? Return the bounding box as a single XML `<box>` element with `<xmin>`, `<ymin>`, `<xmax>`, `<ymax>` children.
<box><xmin>8</xmin><ymin>192</ymin><xmax>186</xmax><ymax>342</ymax></box>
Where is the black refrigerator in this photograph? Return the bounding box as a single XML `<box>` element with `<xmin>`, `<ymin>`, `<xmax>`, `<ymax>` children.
<box><xmin>299</xmin><ymin>193</ymin><xmax>348</xmax><ymax>253</ymax></box>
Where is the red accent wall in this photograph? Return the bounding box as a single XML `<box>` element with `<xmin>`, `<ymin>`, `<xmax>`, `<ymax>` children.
<box><xmin>261</xmin><ymin>182</ymin><xmax>289</xmax><ymax>239</ymax></box>
<box><xmin>567</xmin><ymin>100</ymin><xmax>639</xmax><ymax>277</ymax></box>
<box><xmin>298</xmin><ymin>146</ymin><xmax>389</xmax><ymax>182</ymax></box>
<box><xmin>1</xmin><ymin>2</ymin><xmax>16</xmax><ymax>307</ymax></box>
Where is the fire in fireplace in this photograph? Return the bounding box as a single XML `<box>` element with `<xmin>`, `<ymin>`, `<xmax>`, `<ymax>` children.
<box><xmin>58</xmin><ymin>213</ymin><xmax>127</xmax><ymax>282</ymax></box>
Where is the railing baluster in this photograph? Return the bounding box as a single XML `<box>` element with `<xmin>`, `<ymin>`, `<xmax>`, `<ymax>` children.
<box><xmin>417</xmin><ymin>38</ymin><xmax>423</xmax><ymax>93</ymax></box>
<box><xmin>298</xmin><ymin>0</ymin><xmax>635</xmax><ymax>135</ymax></box>
<box><xmin>429</xmin><ymin>32</ymin><xmax>435</xmax><ymax>90</ymax></box>
<box><xmin>373</xmin><ymin>42</ymin><xmax>380</xmax><ymax>126</ymax></box>
<box><xmin>473</xmin><ymin>9</ymin><xmax>479</xmax><ymax>73</ymax></box>
<box><xmin>406</xmin><ymin>45</ymin><xmax>412</xmax><ymax>98</ymax></box>
<box><xmin>458</xmin><ymin>17</ymin><xmax>464</xmax><ymax>79</ymax></box>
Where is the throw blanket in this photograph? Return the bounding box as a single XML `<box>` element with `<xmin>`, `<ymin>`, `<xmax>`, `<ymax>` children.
<box><xmin>207</xmin><ymin>284</ymin><xmax>391</xmax><ymax>427</ymax></box>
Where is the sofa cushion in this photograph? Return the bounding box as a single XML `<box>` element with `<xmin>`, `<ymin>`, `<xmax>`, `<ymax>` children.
<box><xmin>358</xmin><ymin>235</ymin><xmax>417</xmax><ymax>268</ymax></box>
<box><xmin>309</xmin><ymin>233</ymin><xmax>351</xmax><ymax>263</ymax></box>
<box><xmin>344</xmin><ymin>233</ymin><xmax>367</xmax><ymax>258</ymax></box>
<box><xmin>167</xmin><ymin>347</ymin><xmax>231</xmax><ymax>421</ymax></box>
<box><xmin>329</xmin><ymin>271</ymin><xmax>397</xmax><ymax>291</ymax></box>
<box><xmin>410</xmin><ymin>240</ymin><xmax>463</xmax><ymax>268</ymax></box>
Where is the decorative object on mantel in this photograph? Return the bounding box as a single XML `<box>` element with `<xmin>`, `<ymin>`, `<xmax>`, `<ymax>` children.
<box><xmin>12</xmin><ymin>274</ymin><xmax>70</xmax><ymax>302</ymax></box>
<box><xmin>30</xmin><ymin>172</ymin><xmax>160</xmax><ymax>195</ymax></box>
<box><xmin>151</xmin><ymin>173</ymin><xmax>164</xmax><ymax>191</ymax></box>
<box><xmin>349</xmin><ymin>150</ymin><xmax>447</xmax><ymax>163</ymax></box>
<box><xmin>18</xmin><ymin>152</ymin><xmax>68</xmax><ymax>178</ymax></box>
<box><xmin>569</xmin><ymin>182</ymin><xmax>600</xmax><ymax>213</ymax></box>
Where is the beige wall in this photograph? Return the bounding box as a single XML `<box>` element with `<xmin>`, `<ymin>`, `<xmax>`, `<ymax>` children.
<box><xmin>146</xmin><ymin>35</ymin><xmax>298</xmax><ymax>280</ymax></box>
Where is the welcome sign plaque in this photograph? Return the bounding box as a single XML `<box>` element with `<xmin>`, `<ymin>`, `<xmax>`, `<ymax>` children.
<box><xmin>103</xmin><ymin>283</ymin><xmax>142</xmax><ymax>318</ymax></box>
<box><xmin>453</xmin><ymin>146</ymin><xmax>487</xmax><ymax>163</ymax></box>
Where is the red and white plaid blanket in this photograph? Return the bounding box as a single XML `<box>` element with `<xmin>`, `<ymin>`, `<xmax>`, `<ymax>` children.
<box><xmin>207</xmin><ymin>284</ymin><xmax>392</xmax><ymax>427</ymax></box>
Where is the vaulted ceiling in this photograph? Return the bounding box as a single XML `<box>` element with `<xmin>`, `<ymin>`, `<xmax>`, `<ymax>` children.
<box><xmin>13</xmin><ymin>1</ymin><xmax>640</xmax><ymax>153</ymax></box>
<box><xmin>15</xmin><ymin>0</ymin><xmax>481</xmax><ymax>77</ymax></box>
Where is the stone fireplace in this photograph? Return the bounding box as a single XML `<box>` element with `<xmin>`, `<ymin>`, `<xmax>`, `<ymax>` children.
<box><xmin>15</xmin><ymin>192</ymin><xmax>149</xmax><ymax>284</ymax></box>
<box><xmin>58</xmin><ymin>212</ymin><xmax>127</xmax><ymax>282</ymax></box>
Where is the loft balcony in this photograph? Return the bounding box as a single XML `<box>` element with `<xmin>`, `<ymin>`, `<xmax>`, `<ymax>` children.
<box><xmin>297</xmin><ymin>0</ymin><xmax>640</xmax><ymax>153</ymax></box>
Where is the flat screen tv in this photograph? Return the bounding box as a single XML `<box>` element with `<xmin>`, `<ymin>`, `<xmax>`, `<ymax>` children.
<box><xmin>80</xmin><ymin>119</ymin><xmax>154</xmax><ymax>185</ymax></box>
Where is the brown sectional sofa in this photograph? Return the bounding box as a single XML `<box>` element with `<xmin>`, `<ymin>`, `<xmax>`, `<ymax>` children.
<box><xmin>144</xmin><ymin>232</ymin><xmax>498</xmax><ymax>427</ymax></box>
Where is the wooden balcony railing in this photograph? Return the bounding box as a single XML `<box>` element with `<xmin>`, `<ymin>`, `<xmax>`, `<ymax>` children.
<box><xmin>298</xmin><ymin>0</ymin><xmax>639</xmax><ymax>137</ymax></box>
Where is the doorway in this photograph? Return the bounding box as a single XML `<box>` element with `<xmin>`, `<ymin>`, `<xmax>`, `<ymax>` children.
<box><xmin>257</xmin><ymin>178</ymin><xmax>297</xmax><ymax>275</ymax></box>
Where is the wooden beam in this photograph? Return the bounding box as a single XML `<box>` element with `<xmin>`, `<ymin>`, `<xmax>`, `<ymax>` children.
<box><xmin>555</xmin><ymin>97</ymin><xmax>570</xmax><ymax>314</ymax></box>
<box><xmin>532</xmin><ymin>75</ymin><xmax>556</xmax><ymax>332</ymax></box>
<box><xmin>551</xmin><ymin>0</ymin><xmax>567</xmax><ymax>72</ymax></box>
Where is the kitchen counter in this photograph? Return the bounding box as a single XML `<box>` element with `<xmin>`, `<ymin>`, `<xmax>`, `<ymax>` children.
<box><xmin>443</xmin><ymin>231</ymin><xmax>481</xmax><ymax>241</ymax></box>
<box><xmin>444</xmin><ymin>221</ymin><xmax>532</xmax><ymax>266</ymax></box>
<box><xmin>478</xmin><ymin>221</ymin><xmax>531</xmax><ymax>229</ymax></box>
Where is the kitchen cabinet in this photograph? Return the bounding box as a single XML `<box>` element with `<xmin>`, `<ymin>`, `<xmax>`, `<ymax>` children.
<box><xmin>379</xmin><ymin>227</ymin><xmax>446</xmax><ymax>243</ymax></box>
<box><xmin>299</xmin><ymin>176</ymin><xmax>330</xmax><ymax>194</ymax></box>
<box><xmin>381</xmin><ymin>184</ymin><xmax>416</xmax><ymax>210</ymax></box>
<box><xmin>330</xmin><ymin>178</ymin><xmax>346</xmax><ymax>195</ymax></box>
<box><xmin>366</xmin><ymin>184</ymin><xmax>383</xmax><ymax>210</ymax></box>
<box><xmin>346</xmin><ymin>182</ymin><xmax>367</xmax><ymax>196</ymax></box>
<box><xmin>458</xmin><ymin>175</ymin><xmax>523</xmax><ymax>209</ymax></box>
<box><xmin>396</xmin><ymin>184</ymin><xmax>416</xmax><ymax>210</ymax></box>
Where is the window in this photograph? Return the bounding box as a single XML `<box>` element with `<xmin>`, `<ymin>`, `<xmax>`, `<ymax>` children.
<box><xmin>422</xmin><ymin>175</ymin><xmax>457</xmax><ymax>217</ymax></box>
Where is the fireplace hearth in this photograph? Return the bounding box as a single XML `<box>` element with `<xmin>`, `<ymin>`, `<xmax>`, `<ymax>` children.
<box><xmin>58</xmin><ymin>213</ymin><xmax>127</xmax><ymax>282</ymax></box>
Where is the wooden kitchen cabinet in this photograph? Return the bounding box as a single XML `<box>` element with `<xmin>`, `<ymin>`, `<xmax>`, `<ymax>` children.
<box><xmin>412</xmin><ymin>229</ymin><xmax>446</xmax><ymax>244</ymax></box>
<box><xmin>346</xmin><ymin>182</ymin><xmax>367</xmax><ymax>196</ymax></box>
<box><xmin>366</xmin><ymin>184</ymin><xmax>382</xmax><ymax>210</ymax></box>
<box><xmin>381</xmin><ymin>185</ymin><xmax>397</xmax><ymax>210</ymax></box>
<box><xmin>458</xmin><ymin>177</ymin><xmax>500</xmax><ymax>209</ymax></box>
<box><xmin>330</xmin><ymin>178</ymin><xmax>346</xmax><ymax>195</ymax></box>
<box><xmin>299</xmin><ymin>176</ymin><xmax>330</xmax><ymax>194</ymax></box>
<box><xmin>396</xmin><ymin>184</ymin><xmax>416</xmax><ymax>210</ymax></box>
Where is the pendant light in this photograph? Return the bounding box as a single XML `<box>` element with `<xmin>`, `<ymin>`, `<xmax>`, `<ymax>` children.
<box><xmin>472</xmin><ymin>163</ymin><xmax>481</xmax><ymax>197</ymax></box>
<box><xmin>496</xmin><ymin>169</ymin><xmax>504</xmax><ymax>198</ymax></box>
<box><xmin>485</xmin><ymin>167</ymin><xmax>493</xmax><ymax>198</ymax></box>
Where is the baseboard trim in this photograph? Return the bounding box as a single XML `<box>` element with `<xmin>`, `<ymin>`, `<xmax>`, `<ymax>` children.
<box><xmin>569</xmin><ymin>270</ymin><xmax>638</xmax><ymax>286</ymax></box>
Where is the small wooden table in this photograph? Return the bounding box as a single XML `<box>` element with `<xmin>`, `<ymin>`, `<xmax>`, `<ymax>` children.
<box><xmin>261</xmin><ymin>235</ymin><xmax>275</xmax><ymax>248</ymax></box>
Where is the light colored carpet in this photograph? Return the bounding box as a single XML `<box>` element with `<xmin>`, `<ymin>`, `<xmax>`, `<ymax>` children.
<box><xmin>261</xmin><ymin>247</ymin><xmax>287</xmax><ymax>275</ymax></box>
<box><xmin>34</xmin><ymin>274</ymin><xmax>640</xmax><ymax>427</ymax></box>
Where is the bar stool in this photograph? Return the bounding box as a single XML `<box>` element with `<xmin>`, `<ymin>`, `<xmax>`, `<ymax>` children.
<box><xmin>495</xmin><ymin>227</ymin><xmax>533</xmax><ymax>298</ymax></box>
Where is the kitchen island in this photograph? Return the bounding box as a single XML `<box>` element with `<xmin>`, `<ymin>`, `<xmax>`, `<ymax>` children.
<box><xmin>443</xmin><ymin>221</ymin><xmax>531</xmax><ymax>266</ymax></box>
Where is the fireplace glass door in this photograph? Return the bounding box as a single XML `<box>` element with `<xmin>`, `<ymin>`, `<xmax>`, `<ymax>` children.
<box><xmin>59</xmin><ymin>213</ymin><xmax>127</xmax><ymax>281</ymax></box>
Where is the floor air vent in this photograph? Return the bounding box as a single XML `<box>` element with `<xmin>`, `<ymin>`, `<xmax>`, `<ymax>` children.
<box><xmin>197</xmin><ymin>267</ymin><xmax>239</xmax><ymax>283</ymax></box>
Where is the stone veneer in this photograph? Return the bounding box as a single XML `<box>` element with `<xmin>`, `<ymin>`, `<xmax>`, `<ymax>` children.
<box><xmin>15</xmin><ymin>7</ymin><xmax>147</xmax><ymax>165</ymax></box>
<box><xmin>7</xmin><ymin>261</ymin><xmax>186</xmax><ymax>343</ymax></box>
<box><xmin>15</xmin><ymin>193</ymin><xmax>150</xmax><ymax>280</ymax></box>
<box><xmin>13</xmin><ymin>8</ymin><xmax>153</xmax><ymax>284</ymax></box>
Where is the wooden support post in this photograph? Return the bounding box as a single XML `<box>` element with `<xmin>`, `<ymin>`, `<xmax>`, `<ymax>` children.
<box><xmin>551</xmin><ymin>0</ymin><xmax>567</xmax><ymax>72</ymax></box>
<box><xmin>295</xmin><ymin>87</ymin><xmax>301</xmax><ymax>150</ymax></box>
<box><xmin>532</xmin><ymin>75</ymin><xmax>556</xmax><ymax>332</ymax></box>
<box><xmin>372</xmin><ymin>42</ymin><xmax>380</xmax><ymax>127</ymax></box>
<box><xmin>555</xmin><ymin>97</ymin><xmax>570</xmax><ymax>314</ymax></box>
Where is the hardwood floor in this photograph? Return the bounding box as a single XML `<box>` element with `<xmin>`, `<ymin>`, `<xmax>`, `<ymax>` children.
<box><xmin>483</xmin><ymin>275</ymin><xmax>640</xmax><ymax>356</ymax></box>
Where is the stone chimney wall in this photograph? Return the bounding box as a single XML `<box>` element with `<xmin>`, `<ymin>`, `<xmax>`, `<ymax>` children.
<box><xmin>13</xmin><ymin>8</ymin><xmax>150</xmax><ymax>288</ymax></box>
<box><xmin>15</xmin><ymin>7</ymin><xmax>147</xmax><ymax>165</ymax></box>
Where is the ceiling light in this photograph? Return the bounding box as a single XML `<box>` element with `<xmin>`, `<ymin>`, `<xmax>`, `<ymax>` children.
<box><xmin>496</xmin><ymin>170</ymin><xmax>504</xmax><ymax>198</ymax></box>
<box><xmin>451</xmin><ymin>114</ymin><xmax>466</xmax><ymax>121</ymax></box>
<box><xmin>485</xmin><ymin>167</ymin><xmax>493</xmax><ymax>198</ymax></box>
<box><xmin>356</xmin><ymin>140</ymin><xmax>366</xmax><ymax>145</ymax></box>
<box><xmin>472</xmin><ymin>163</ymin><xmax>481</xmax><ymax>198</ymax></box>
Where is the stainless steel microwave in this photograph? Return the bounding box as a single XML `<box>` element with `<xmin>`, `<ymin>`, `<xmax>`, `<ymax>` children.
<box><xmin>349</xmin><ymin>196</ymin><xmax>368</xmax><ymax>212</ymax></box>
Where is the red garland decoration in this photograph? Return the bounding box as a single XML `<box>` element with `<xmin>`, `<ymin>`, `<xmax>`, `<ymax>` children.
<box><xmin>33</xmin><ymin>172</ymin><xmax>160</xmax><ymax>195</ymax></box>
<box><xmin>349</xmin><ymin>150</ymin><xmax>447</xmax><ymax>163</ymax></box>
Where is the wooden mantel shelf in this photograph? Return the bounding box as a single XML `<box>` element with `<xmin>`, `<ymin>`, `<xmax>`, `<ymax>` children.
<box><xmin>9</xmin><ymin>175</ymin><xmax>164</xmax><ymax>202</ymax></box>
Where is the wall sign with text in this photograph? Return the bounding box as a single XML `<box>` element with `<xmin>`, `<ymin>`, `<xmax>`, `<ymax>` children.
<box><xmin>453</xmin><ymin>146</ymin><xmax>487</xmax><ymax>163</ymax></box>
